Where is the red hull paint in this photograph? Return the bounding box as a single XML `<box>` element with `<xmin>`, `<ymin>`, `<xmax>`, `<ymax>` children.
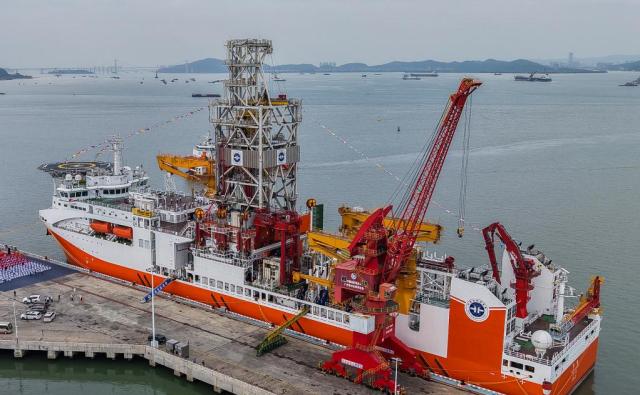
<box><xmin>50</xmin><ymin>230</ymin><xmax>599</xmax><ymax>394</ymax></box>
<box><xmin>417</xmin><ymin>337</ymin><xmax>598</xmax><ymax>395</ymax></box>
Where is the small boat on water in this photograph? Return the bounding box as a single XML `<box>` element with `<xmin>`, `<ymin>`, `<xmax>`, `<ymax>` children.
<box><xmin>402</xmin><ymin>73</ymin><xmax>420</xmax><ymax>80</ymax></box>
<box><xmin>514</xmin><ymin>72</ymin><xmax>552</xmax><ymax>82</ymax></box>
<box><xmin>410</xmin><ymin>72</ymin><xmax>438</xmax><ymax>77</ymax></box>
<box><xmin>192</xmin><ymin>93</ymin><xmax>221</xmax><ymax>98</ymax></box>
<box><xmin>494</xmin><ymin>72</ymin><xmax>502</xmax><ymax>76</ymax></box>
<box><xmin>619</xmin><ymin>77</ymin><xmax>640</xmax><ymax>87</ymax></box>
<box><xmin>272</xmin><ymin>73</ymin><xmax>286</xmax><ymax>82</ymax></box>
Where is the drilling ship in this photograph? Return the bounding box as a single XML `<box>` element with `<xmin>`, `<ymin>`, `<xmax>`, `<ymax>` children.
<box><xmin>39</xmin><ymin>39</ymin><xmax>602</xmax><ymax>395</ymax></box>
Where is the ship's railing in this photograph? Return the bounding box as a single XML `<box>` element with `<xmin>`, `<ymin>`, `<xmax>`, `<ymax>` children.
<box><xmin>504</xmin><ymin>318</ymin><xmax>599</xmax><ymax>366</ymax></box>
<box><xmin>414</xmin><ymin>292</ymin><xmax>450</xmax><ymax>308</ymax></box>
<box><xmin>87</xmin><ymin>198</ymin><xmax>133</xmax><ymax>212</ymax></box>
<box><xmin>191</xmin><ymin>248</ymin><xmax>253</xmax><ymax>268</ymax></box>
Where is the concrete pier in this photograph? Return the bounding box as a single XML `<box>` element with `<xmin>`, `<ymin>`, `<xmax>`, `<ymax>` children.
<box><xmin>0</xmin><ymin>258</ymin><xmax>467</xmax><ymax>394</ymax></box>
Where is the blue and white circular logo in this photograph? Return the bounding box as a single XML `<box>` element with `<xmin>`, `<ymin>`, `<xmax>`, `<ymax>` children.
<box><xmin>278</xmin><ymin>152</ymin><xmax>285</xmax><ymax>161</ymax></box>
<box><xmin>233</xmin><ymin>153</ymin><xmax>241</xmax><ymax>163</ymax></box>
<box><xmin>350</xmin><ymin>272</ymin><xmax>357</xmax><ymax>280</ymax></box>
<box><xmin>465</xmin><ymin>298</ymin><xmax>489</xmax><ymax>322</ymax></box>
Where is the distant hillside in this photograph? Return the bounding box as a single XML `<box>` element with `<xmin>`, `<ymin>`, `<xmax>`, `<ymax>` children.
<box><xmin>607</xmin><ymin>60</ymin><xmax>640</xmax><ymax>71</ymax></box>
<box><xmin>0</xmin><ymin>67</ymin><xmax>32</xmax><ymax>80</ymax></box>
<box><xmin>158</xmin><ymin>58</ymin><xmax>227</xmax><ymax>73</ymax></box>
<box><xmin>158</xmin><ymin>57</ymin><xmax>598</xmax><ymax>74</ymax></box>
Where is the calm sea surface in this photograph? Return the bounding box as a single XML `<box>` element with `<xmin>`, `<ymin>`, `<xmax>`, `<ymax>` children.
<box><xmin>1</xmin><ymin>71</ymin><xmax>639</xmax><ymax>394</ymax></box>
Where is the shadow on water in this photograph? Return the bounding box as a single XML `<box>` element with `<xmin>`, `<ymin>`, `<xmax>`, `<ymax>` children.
<box><xmin>0</xmin><ymin>350</ymin><xmax>223</xmax><ymax>395</ymax></box>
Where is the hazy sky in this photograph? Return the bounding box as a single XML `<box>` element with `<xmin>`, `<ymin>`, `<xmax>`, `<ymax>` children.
<box><xmin>2</xmin><ymin>0</ymin><xmax>639</xmax><ymax>68</ymax></box>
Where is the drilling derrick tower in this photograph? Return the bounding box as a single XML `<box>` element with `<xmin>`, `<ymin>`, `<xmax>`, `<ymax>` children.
<box><xmin>194</xmin><ymin>39</ymin><xmax>305</xmax><ymax>288</ymax></box>
<box><xmin>211</xmin><ymin>39</ymin><xmax>301</xmax><ymax>211</ymax></box>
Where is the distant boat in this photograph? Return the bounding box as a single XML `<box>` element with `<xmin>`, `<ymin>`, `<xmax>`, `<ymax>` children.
<box><xmin>192</xmin><ymin>93</ymin><xmax>221</xmax><ymax>98</ymax></box>
<box><xmin>514</xmin><ymin>72</ymin><xmax>552</xmax><ymax>82</ymax></box>
<box><xmin>323</xmin><ymin>73</ymin><xmax>331</xmax><ymax>75</ymax></box>
<box><xmin>362</xmin><ymin>74</ymin><xmax>367</xmax><ymax>78</ymax></box>
<box><xmin>155</xmin><ymin>72</ymin><xmax>159</xmax><ymax>79</ymax></box>
<box><xmin>402</xmin><ymin>74</ymin><xmax>420</xmax><ymax>80</ymax></box>
<box><xmin>494</xmin><ymin>73</ymin><xmax>502</xmax><ymax>76</ymax></box>
<box><xmin>272</xmin><ymin>73</ymin><xmax>286</xmax><ymax>82</ymax></box>
<box><xmin>619</xmin><ymin>76</ymin><xmax>640</xmax><ymax>87</ymax></box>
<box><xmin>410</xmin><ymin>72</ymin><xmax>438</xmax><ymax>77</ymax></box>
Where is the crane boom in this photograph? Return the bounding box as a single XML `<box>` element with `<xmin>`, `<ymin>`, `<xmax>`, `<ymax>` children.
<box><xmin>384</xmin><ymin>78</ymin><xmax>482</xmax><ymax>282</ymax></box>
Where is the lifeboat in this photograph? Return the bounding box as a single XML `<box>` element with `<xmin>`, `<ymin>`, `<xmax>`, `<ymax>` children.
<box><xmin>112</xmin><ymin>225</ymin><xmax>133</xmax><ymax>240</ymax></box>
<box><xmin>90</xmin><ymin>221</ymin><xmax>112</xmax><ymax>234</ymax></box>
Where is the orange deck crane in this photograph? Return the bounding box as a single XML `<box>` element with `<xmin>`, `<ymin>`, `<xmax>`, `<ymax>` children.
<box><xmin>321</xmin><ymin>78</ymin><xmax>482</xmax><ymax>392</ymax></box>
<box><xmin>156</xmin><ymin>152</ymin><xmax>216</xmax><ymax>196</ymax></box>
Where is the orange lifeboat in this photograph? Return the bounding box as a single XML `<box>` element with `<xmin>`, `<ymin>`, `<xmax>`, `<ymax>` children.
<box><xmin>112</xmin><ymin>225</ymin><xmax>133</xmax><ymax>240</ymax></box>
<box><xmin>90</xmin><ymin>221</ymin><xmax>112</xmax><ymax>234</ymax></box>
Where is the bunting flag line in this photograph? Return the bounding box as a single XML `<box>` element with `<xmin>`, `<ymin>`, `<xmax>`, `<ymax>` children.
<box><xmin>65</xmin><ymin>107</ymin><xmax>206</xmax><ymax>161</ymax></box>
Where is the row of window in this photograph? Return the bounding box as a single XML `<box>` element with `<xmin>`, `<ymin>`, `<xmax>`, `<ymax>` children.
<box><xmin>60</xmin><ymin>190</ymin><xmax>89</xmax><ymax>198</ymax></box>
<box><xmin>103</xmin><ymin>188</ymin><xmax>129</xmax><ymax>195</ymax></box>
<box><xmin>138</xmin><ymin>239</ymin><xmax>151</xmax><ymax>249</ymax></box>
<box><xmin>503</xmin><ymin>359</ymin><xmax>535</xmax><ymax>375</ymax></box>
<box><xmin>196</xmin><ymin>275</ymin><xmax>350</xmax><ymax>325</ymax></box>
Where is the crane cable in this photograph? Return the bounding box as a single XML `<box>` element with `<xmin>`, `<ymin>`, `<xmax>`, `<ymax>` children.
<box><xmin>308</xmin><ymin>116</ymin><xmax>483</xmax><ymax>234</ymax></box>
<box><xmin>457</xmin><ymin>94</ymin><xmax>473</xmax><ymax>238</ymax></box>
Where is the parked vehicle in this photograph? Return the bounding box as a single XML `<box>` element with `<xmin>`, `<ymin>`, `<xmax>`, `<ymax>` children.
<box><xmin>20</xmin><ymin>311</ymin><xmax>43</xmax><ymax>320</ymax></box>
<box><xmin>22</xmin><ymin>295</ymin><xmax>52</xmax><ymax>305</ymax></box>
<box><xmin>147</xmin><ymin>333</ymin><xmax>167</xmax><ymax>344</ymax></box>
<box><xmin>0</xmin><ymin>322</ymin><xmax>14</xmax><ymax>334</ymax></box>
<box><xmin>43</xmin><ymin>311</ymin><xmax>56</xmax><ymax>322</ymax></box>
<box><xmin>29</xmin><ymin>303</ymin><xmax>48</xmax><ymax>312</ymax></box>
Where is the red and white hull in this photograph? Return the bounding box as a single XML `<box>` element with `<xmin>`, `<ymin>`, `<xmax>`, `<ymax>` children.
<box><xmin>46</xmin><ymin>223</ymin><xmax>599</xmax><ymax>395</ymax></box>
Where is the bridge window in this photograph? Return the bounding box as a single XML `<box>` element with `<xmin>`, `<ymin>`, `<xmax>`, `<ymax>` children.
<box><xmin>202</xmin><ymin>276</ymin><xmax>208</xmax><ymax>285</ymax></box>
<box><xmin>217</xmin><ymin>281</ymin><xmax>223</xmax><ymax>289</ymax></box>
<box><xmin>237</xmin><ymin>286</ymin><xmax>243</xmax><ymax>295</ymax></box>
<box><xmin>209</xmin><ymin>278</ymin><xmax>215</xmax><ymax>288</ymax></box>
<box><xmin>525</xmin><ymin>365</ymin><xmax>535</xmax><ymax>373</ymax></box>
<box><xmin>510</xmin><ymin>361</ymin><xmax>523</xmax><ymax>370</ymax></box>
<box><xmin>503</xmin><ymin>359</ymin><xmax>508</xmax><ymax>367</ymax></box>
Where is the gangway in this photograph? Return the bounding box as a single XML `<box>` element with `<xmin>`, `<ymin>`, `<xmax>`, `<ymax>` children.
<box><xmin>256</xmin><ymin>306</ymin><xmax>310</xmax><ymax>356</ymax></box>
<box><xmin>141</xmin><ymin>277</ymin><xmax>174</xmax><ymax>303</ymax></box>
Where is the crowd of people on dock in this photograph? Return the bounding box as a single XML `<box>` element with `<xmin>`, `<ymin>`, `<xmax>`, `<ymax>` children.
<box><xmin>0</xmin><ymin>247</ymin><xmax>51</xmax><ymax>284</ymax></box>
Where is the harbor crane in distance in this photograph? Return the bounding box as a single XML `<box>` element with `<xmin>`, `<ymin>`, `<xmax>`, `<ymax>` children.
<box><xmin>321</xmin><ymin>78</ymin><xmax>482</xmax><ymax>393</ymax></box>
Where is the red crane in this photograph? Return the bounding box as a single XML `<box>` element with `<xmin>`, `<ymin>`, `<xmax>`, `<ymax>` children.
<box><xmin>384</xmin><ymin>78</ymin><xmax>482</xmax><ymax>283</ymax></box>
<box><xmin>322</xmin><ymin>78</ymin><xmax>482</xmax><ymax>392</ymax></box>
<box><xmin>482</xmin><ymin>222</ymin><xmax>540</xmax><ymax>319</ymax></box>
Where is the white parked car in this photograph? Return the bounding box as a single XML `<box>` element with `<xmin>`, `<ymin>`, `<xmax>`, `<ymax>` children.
<box><xmin>22</xmin><ymin>295</ymin><xmax>52</xmax><ymax>305</ymax></box>
<box><xmin>43</xmin><ymin>311</ymin><xmax>56</xmax><ymax>323</ymax></box>
<box><xmin>22</xmin><ymin>295</ymin><xmax>41</xmax><ymax>304</ymax></box>
<box><xmin>20</xmin><ymin>311</ymin><xmax>43</xmax><ymax>320</ymax></box>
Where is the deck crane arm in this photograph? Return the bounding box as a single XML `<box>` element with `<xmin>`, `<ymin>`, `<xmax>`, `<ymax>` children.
<box><xmin>384</xmin><ymin>78</ymin><xmax>482</xmax><ymax>283</ymax></box>
<box><xmin>482</xmin><ymin>222</ymin><xmax>539</xmax><ymax>319</ymax></box>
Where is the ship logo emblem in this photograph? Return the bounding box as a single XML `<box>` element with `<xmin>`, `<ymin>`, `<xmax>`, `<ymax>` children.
<box><xmin>350</xmin><ymin>272</ymin><xmax>357</xmax><ymax>280</ymax></box>
<box><xmin>278</xmin><ymin>152</ymin><xmax>285</xmax><ymax>161</ymax></box>
<box><xmin>233</xmin><ymin>153</ymin><xmax>241</xmax><ymax>162</ymax></box>
<box><xmin>465</xmin><ymin>299</ymin><xmax>489</xmax><ymax>322</ymax></box>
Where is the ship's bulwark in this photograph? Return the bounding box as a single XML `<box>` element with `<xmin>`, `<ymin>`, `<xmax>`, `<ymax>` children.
<box><xmin>49</xmin><ymin>229</ymin><xmax>598</xmax><ymax>395</ymax></box>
